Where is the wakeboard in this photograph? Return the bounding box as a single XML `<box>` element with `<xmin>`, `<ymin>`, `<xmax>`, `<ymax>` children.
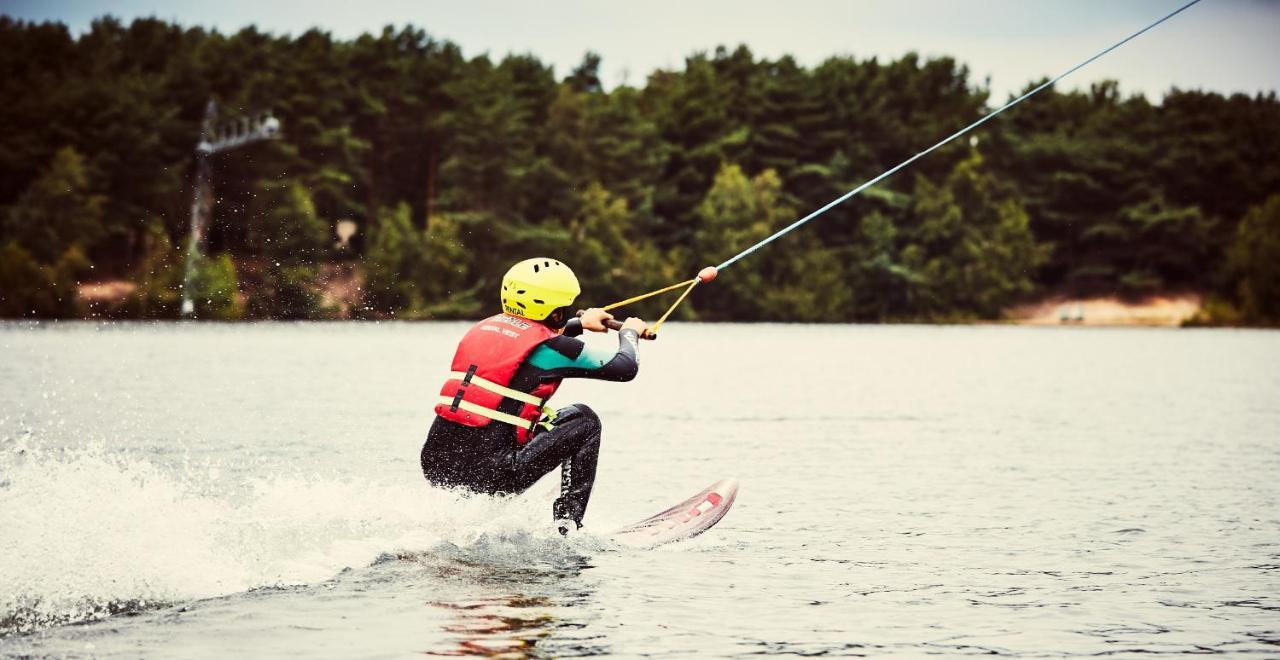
<box><xmin>612</xmin><ymin>478</ymin><xmax>738</xmax><ymax>548</ymax></box>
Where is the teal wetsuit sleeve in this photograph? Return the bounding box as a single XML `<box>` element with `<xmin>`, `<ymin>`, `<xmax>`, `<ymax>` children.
<box><xmin>528</xmin><ymin>342</ymin><xmax>617</xmax><ymax>371</ymax></box>
<box><xmin>526</xmin><ymin>330</ymin><xmax>640</xmax><ymax>382</ymax></box>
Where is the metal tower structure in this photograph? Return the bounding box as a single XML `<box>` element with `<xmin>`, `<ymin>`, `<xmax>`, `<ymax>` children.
<box><xmin>181</xmin><ymin>100</ymin><xmax>281</xmax><ymax>317</ymax></box>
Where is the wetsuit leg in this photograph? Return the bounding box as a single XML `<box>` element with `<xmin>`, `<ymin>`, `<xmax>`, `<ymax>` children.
<box><xmin>509</xmin><ymin>404</ymin><xmax>602</xmax><ymax>526</ymax></box>
<box><xmin>420</xmin><ymin>406</ymin><xmax>602</xmax><ymax>526</ymax></box>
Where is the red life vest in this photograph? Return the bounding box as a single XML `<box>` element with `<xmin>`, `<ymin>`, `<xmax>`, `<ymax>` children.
<box><xmin>434</xmin><ymin>313</ymin><xmax>563</xmax><ymax>444</ymax></box>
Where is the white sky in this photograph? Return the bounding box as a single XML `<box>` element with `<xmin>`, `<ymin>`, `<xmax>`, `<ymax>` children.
<box><xmin>4</xmin><ymin>0</ymin><xmax>1278</xmax><ymax>100</ymax></box>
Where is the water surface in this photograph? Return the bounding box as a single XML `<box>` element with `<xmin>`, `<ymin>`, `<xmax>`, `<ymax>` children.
<box><xmin>1</xmin><ymin>322</ymin><xmax>1277</xmax><ymax>657</ymax></box>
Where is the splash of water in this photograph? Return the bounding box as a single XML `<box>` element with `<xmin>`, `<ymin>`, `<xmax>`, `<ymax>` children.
<box><xmin>0</xmin><ymin>447</ymin><xmax>565</xmax><ymax>636</ymax></box>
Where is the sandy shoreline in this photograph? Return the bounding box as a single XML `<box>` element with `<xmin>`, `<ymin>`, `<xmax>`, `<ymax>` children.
<box><xmin>1005</xmin><ymin>294</ymin><xmax>1201</xmax><ymax>327</ymax></box>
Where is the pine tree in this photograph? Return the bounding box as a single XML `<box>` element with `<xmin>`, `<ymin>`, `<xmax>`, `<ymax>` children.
<box><xmin>1228</xmin><ymin>194</ymin><xmax>1280</xmax><ymax>323</ymax></box>
<box><xmin>906</xmin><ymin>151</ymin><xmax>1045</xmax><ymax>318</ymax></box>
<box><xmin>3</xmin><ymin>147</ymin><xmax>105</xmax><ymax>263</ymax></box>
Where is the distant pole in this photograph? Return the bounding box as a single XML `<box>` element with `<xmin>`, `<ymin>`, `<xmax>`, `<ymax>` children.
<box><xmin>180</xmin><ymin>101</ymin><xmax>215</xmax><ymax>317</ymax></box>
<box><xmin>180</xmin><ymin>100</ymin><xmax>282</xmax><ymax>318</ymax></box>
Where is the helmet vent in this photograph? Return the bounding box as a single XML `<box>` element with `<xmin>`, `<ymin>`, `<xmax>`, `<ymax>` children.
<box><xmin>516</xmin><ymin>289</ymin><xmax>526</xmax><ymax>294</ymax></box>
<box><xmin>544</xmin><ymin>261</ymin><xmax>550</xmax><ymax>267</ymax></box>
<box><xmin>532</xmin><ymin>299</ymin><xmax>545</xmax><ymax>304</ymax></box>
<box><xmin>533</xmin><ymin>264</ymin><xmax>540</xmax><ymax>273</ymax></box>
<box><xmin>516</xmin><ymin>301</ymin><xmax>526</xmax><ymax>308</ymax></box>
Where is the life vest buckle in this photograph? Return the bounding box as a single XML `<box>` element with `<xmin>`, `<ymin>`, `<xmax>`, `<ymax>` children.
<box><xmin>450</xmin><ymin>365</ymin><xmax>478</xmax><ymax>412</ymax></box>
<box><xmin>533</xmin><ymin>405</ymin><xmax>557</xmax><ymax>433</ymax></box>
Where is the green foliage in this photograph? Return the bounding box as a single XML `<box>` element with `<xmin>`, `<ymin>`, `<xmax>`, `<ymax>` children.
<box><xmin>190</xmin><ymin>253</ymin><xmax>244</xmax><ymax>320</ymax></box>
<box><xmin>248</xmin><ymin>180</ymin><xmax>330</xmax><ymax>264</ymax></box>
<box><xmin>362</xmin><ymin>203</ymin><xmax>479</xmax><ymax>318</ymax></box>
<box><xmin>1111</xmin><ymin>194</ymin><xmax>1213</xmax><ymax>294</ymax></box>
<box><xmin>362</xmin><ymin>204</ymin><xmax>421</xmax><ymax>314</ymax></box>
<box><xmin>123</xmin><ymin>223</ymin><xmax>183</xmax><ymax>318</ymax></box>
<box><xmin>982</xmin><ymin>83</ymin><xmax>1267</xmax><ymax>298</ymax></box>
<box><xmin>559</xmin><ymin>183</ymin><xmax>674</xmax><ymax>318</ymax></box>
<box><xmin>0</xmin><ymin>242</ymin><xmax>54</xmax><ymax>317</ymax></box>
<box><xmin>0</xmin><ymin>241</ymin><xmax>85</xmax><ymax>318</ymax></box>
<box><xmin>905</xmin><ymin>152</ymin><xmax>1045</xmax><ymax>318</ymax></box>
<box><xmin>1</xmin><ymin>18</ymin><xmax>1278</xmax><ymax>323</ymax></box>
<box><xmin>1227</xmin><ymin>194</ymin><xmax>1280</xmax><ymax>323</ymax></box>
<box><xmin>239</xmin><ymin>180</ymin><xmax>328</xmax><ymax>319</ymax></box>
<box><xmin>246</xmin><ymin>262</ymin><xmax>325</xmax><ymax>320</ymax></box>
<box><xmin>692</xmin><ymin>163</ymin><xmax>851</xmax><ymax>322</ymax></box>
<box><xmin>691</xmin><ymin>164</ymin><xmax>778</xmax><ymax>319</ymax></box>
<box><xmin>3</xmin><ymin>147</ymin><xmax>105</xmax><ymax>263</ymax></box>
<box><xmin>1183</xmin><ymin>295</ymin><xmax>1243</xmax><ymax>327</ymax></box>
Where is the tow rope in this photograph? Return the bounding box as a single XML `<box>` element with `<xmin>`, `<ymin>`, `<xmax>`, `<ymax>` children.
<box><xmin>595</xmin><ymin>0</ymin><xmax>1203</xmax><ymax>336</ymax></box>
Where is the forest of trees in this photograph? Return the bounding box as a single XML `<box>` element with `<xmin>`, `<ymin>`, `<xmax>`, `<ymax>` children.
<box><xmin>1</xmin><ymin>16</ymin><xmax>1277</xmax><ymax>324</ymax></box>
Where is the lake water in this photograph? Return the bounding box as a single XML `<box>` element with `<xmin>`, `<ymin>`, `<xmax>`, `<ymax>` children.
<box><xmin>1</xmin><ymin>321</ymin><xmax>1277</xmax><ymax>658</ymax></box>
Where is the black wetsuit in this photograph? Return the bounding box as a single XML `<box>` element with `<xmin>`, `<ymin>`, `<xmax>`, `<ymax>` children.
<box><xmin>420</xmin><ymin>319</ymin><xmax>640</xmax><ymax>526</ymax></box>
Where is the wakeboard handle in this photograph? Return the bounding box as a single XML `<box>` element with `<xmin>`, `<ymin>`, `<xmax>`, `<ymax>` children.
<box><xmin>575</xmin><ymin>309</ymin><xmax>657</xmax><ymax>340</ymax></box>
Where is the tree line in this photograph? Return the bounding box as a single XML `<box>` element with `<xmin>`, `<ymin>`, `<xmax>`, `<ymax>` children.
<box><xmin>1</xmin><ymin>16</ymin><xmax>1277</xmax><ymax>323</ymax></box>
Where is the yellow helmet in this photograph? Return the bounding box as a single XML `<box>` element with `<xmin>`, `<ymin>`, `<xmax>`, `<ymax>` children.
<box><xmin>500</xmin><ymin>258</ymin><xmax>580</xmax><ymax>321</ymax></box>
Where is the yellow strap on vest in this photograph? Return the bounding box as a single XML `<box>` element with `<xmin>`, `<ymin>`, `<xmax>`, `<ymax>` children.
<box><xmin>437</xmin><ymin>396</ymin><xmax>549</xmax><ymax>430</ymax></box>
<box><xmin>447</xmin><ymin>370</ymin><xmax>544</xmax><ymax>406</ymax></box>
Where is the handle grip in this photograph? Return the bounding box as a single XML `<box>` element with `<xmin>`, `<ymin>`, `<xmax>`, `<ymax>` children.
<box><xmin>575</xmin><ymin>310</ymin><xmax>657</xmax><ymax>340</ymax></box>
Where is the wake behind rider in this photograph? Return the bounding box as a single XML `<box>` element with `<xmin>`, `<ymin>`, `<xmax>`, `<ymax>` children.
<box><xmin>420</xmin><ymin>258</ymin><xmax>648</xmax><ymax>534</ymax></box>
